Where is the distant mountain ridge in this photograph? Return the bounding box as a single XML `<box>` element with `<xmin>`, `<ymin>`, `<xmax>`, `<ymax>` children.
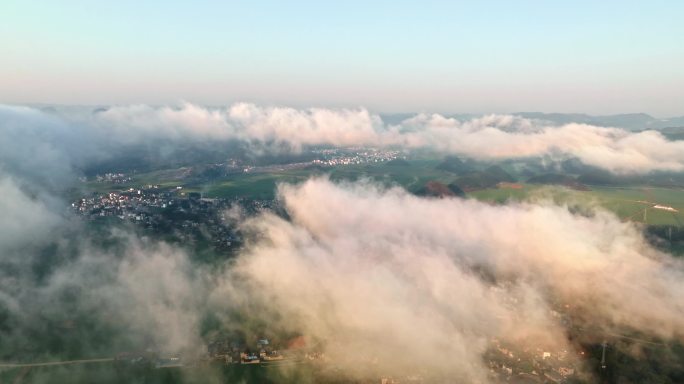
<box><xmin>516</xmin><ymin>112</ymin><xmax>684</xmax><ymax>131</ymax></box>
<box><xmin>28</xmin><ymin>106</ymin><xmax>684</xmax><ymax>132</ymax></box>
<box><xmin>381</xmin><ymin>112</ymin><xmax>684</xmax><ymax>131</ymax></box>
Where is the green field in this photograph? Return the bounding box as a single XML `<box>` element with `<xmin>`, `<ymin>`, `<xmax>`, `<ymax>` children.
<box><xmin>82</xmin><ymin>160</ymin><xmax>684</xmax><ymax>227</ymax></box>
<box><xmin>0</xmin><ymin>361</ymin><xmax>321</xmax><ymax>384</ymax></box>
<box><xmin>471</xmin><ymin>184</ymin><xmax>684</xmax><ymax>226</ymax></box>
<box><xmin>199</xmin><ymin>160</ymin><xmax>458</xmax><ymax>198</ymax></box>
<box><xmin>85</xmin><ymin>160</ymin><xmax>457</xmax><ymax>198</ymax></box>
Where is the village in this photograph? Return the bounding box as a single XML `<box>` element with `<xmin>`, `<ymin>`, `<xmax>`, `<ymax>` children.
<box><xmin>486</xmin><ymin>338</ymin><xmax>581</xmax><ymax>383</ymax></box>
<box><xmin>71</xmin><ymin>185</ymin><xmax>277</xmax><ymax>251</ymax></box>
<box><xmin>71</xmin><ymin>184</ymin><xmax>583</xmax><ymax>384</ymax></box>
<box><xmin>311</xmin><ymin>148</ymin><xmax>403</xmax><ymax>166</ymax></box>
<box><xmin>110</xmin><ymin>334</ymin><xmax>581</xmax><ymax>384</ymax></box>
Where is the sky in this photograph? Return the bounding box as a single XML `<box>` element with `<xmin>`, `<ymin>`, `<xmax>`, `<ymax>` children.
<box><xmin>1</xmin><ymin>0</ymin><xmax>683</xmax><ymax>116</ymax></box>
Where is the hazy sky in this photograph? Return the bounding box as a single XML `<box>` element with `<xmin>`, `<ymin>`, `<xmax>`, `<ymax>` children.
<box><xmin>2</xmin><ymin>0</ymin><xmax>683</xmax><ymax>115</ymax></box>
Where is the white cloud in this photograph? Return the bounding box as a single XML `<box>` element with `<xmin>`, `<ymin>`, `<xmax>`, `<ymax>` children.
<box><xmin>217</xmin><ymin>177</ymin><xmax>684</xmax><ymax>380</ymax></box>
<box><xmin>85</xmin><ymin>103</ymin><xmax>684</xmax><ymax>174</ymax></box>
<box><xmin>0</xmin><ymin>175</ymin><xmax>62</xmax><ymax>253</ymax></box>
<box><xmin>4</xmin><ymin>103</ymin><xmax>684</xmax><ymax>174</ymax></box>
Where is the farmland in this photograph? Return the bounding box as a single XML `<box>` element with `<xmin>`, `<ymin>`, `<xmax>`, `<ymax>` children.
<box><xmin>81</xmin><ymin>157</ymin><xmax>684</xmax><ymax>227</ymax></box>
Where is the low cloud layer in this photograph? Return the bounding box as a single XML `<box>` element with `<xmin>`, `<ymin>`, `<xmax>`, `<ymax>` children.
<box><xmin>4</xmin><ymin>102</ymin><xmax>684</xmax><ymax>175</ymax></box>
<box><xmin>0</xmin><ymin>235</ymin><xmax>202</xmax><ymax>358</ymax></box>
<box><xmin>1</xmin><ymin>102</ymin><xmax>684</xmax><ymax>381</ymax></box>
<box><xmin>1</xmin><ymin>173</ymin><xmax>682</xmax><ymax>379</ymax></box>
<box><xmin>217</xmin><ymin>177</ymin><xmax>684</xmax><ymax>380</ymax></box>
<box><xmin>92</xmin><ymin>103</ymin><xmax>684</xmax><ymax>174</ymax></box>
<box><xmin>396</xmin><ymin>113</ymin><xmax>684</xmax><ymax>173</ymax></box>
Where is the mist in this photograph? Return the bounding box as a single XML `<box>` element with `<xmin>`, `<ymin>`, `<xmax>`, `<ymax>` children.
<box><xmin>210</xmin><ymin>177</ymin><xmax>684</xmax><ymax>380</ymax></box>
<box><xmin>4</xmin><ymin>103</ymin><xmax>684</xmax><ymax>176</ymax></box>
<box><xmin>93</xmin><ymin>103</ymin><xmax>684</xmax><ymax>174</ymax></box>
<box><xmin>1</xmin><ymin>102</ymin><xmax>684</xmax><ymax>382</ymax></box>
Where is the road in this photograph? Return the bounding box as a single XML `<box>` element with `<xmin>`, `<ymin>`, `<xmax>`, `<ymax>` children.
<box><xmin>0</xmin><ymin>358</ymin><xmax>114</xmax><ymax>368</ymax></box>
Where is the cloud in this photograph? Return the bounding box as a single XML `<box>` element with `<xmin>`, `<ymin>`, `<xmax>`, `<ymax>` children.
<box><xmin>72</xmin><ymin>103</ymin><xmax>684</xmax><ymax>174</ymax></box>
<box><xmin>4</xmin><ymin>102</ymin><xmax>684</xmax><ymax>175</ymax></box>
<box><xmin>0</xmin><ymin>176</ymin><xmax>62</xmax><ymax>253</ymax></box>
<box><xmin>227</xmin><ymin>103</ymin><xmax>383</xmax><ymax>150</ymax></box>
<box><xmin>0</xmin><ymin>105</ymin><xmax>82</xmax><ymax>190</ymax></box>
<box><xmin>0</xmin><ymin>227</ymin><xmax>208</xmax><ymax>360</ymax></box>
<box><xmin>397</xmin><ymin>113</ymin><xmax>684</xmax><ymax>173</ymax></box>
<box><xmin>92</xmin><ymin>103</ymin><xmax>236</xmax><ymax>143</ymax></box>
<box><xmin>217</xmin><ymin>177</ymin><xmax>684</xmax><ymax>380</ymax></box>
<box><xmin>1</xmin><ymin>102</ymin><xmax>684</xmax><ymax>380</ymax></box>
<box><xmin>0</xmin><ymin>105</ymin><xmax>210</xmax><ymax>360</ymax></box>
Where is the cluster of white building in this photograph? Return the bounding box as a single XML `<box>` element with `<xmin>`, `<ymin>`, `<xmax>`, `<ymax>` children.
<box><xmin>312</xmin><ymin>148</ymin><xmax>403</xmax><ymax>166</ymax></box>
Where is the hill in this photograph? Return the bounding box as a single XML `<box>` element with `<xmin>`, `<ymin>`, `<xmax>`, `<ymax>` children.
<box><xmin>527</xmin><ymin>173</ymin><xmax>590</xmax><ymax>191</ymax></box>
<box><xmin>452</xmin><ymin>166</ymin><xmax>515</xmax><ymax>191</ymax></box>
<box><xmin>385</xmin><ymin>158</ymin><xmax>410</xmax><ymax>166</ymax></box>
<box><xmin>484</xmin><ymin>165</ymin><xmax>515</xmax><ymax>183</ymax></box>
<box><xmin>415</xmin><ymin>181</ymin><xmax>464</xmax><ymax>198</ymax></box>
<box><xmin>515</xmin><ymin>112</ymin><xmax>684</xmax><ymax>131</ymax></box>
<box><xmin>435</xmin><ymin>156</ymin><xmax>473</xmax><ymax>173</ymax></box>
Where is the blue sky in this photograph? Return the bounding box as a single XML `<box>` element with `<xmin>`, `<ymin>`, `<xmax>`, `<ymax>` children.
<box><xmin>2</xmin><ymin>1</ymin><xmax>683</xmax><ymax>115</ymax></box>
